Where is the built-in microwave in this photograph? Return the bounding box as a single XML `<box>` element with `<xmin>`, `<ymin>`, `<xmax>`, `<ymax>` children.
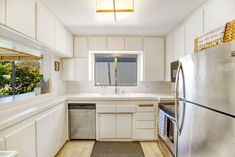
<box><xmin>171</xmin><ymin>61</ymin><xmax>179</xmax><ymax>83</ymax></box>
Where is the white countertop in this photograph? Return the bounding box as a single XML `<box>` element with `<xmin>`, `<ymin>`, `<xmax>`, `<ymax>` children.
<box><xmin>66</xmin><ymin>93</ymin><xmax>174</xmax><ymax>101</ymax></box>
<box><xmin>0</xmin><ymin>93</ymin><xmax>174</xmax><ymax>131</ymax></box>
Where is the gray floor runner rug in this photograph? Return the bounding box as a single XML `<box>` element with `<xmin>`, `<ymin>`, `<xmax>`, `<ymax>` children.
<box><xmin>91</xmin><ymin>141</ymin><xmax>145</xmax><ymax>157</ymax></box>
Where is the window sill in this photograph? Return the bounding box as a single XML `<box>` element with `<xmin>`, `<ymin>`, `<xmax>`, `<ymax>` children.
<box><xmin>0</xmin><ymin>92</ymin><xmax>37</xmax><ymax>103</ymax></box>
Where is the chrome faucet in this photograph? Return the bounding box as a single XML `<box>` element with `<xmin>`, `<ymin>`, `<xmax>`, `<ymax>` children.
<box><xmin>115</xmin><ymin>86</ymin><xmax>119</xmax><ymax>94</ymax></box>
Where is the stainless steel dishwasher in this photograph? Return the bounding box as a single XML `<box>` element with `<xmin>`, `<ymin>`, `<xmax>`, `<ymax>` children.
<box><xmin>68</xmin><ymin>103</ymin><xmax>96</xmax><ymax>139</ymax></box>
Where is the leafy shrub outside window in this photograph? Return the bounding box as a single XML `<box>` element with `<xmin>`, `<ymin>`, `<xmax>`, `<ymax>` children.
<box><xmin>0</xmin><ymin>60</ymin><xmax>41</xmax><ymax>97</ymax></box>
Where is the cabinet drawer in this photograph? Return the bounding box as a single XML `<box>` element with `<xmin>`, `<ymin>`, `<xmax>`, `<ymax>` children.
<box><xmin>96</xmin><ymin>105</ymin><xmax>116</xmax><ymax>113</ymax></box>
<box><xmin>137</xmin><ymin>104</ymin><xmax>155</xmax><ymax>112</ymax></box>
<box><xmin>136</xmin><ymin>113</ymin><xmax>155</xmax><ymax>120</ymax></box>
<box><xmin>116</xmin><ymin>105</ymin><xmax>136</xmax><ymax>113</ymax></box>
<box><xmin>135</xmin><ymin>129</ymin><xmax>156</xmax><ymax>140</ymax></box>
<box><xmin>136</xmin><ymin>121</ymin><xmax>155</xmax><ymax>129</ymax></box>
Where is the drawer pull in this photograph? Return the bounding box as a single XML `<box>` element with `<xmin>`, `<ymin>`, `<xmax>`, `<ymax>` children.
<box><xmin>138</xmin><ymin>104</ymin><xmax>154</xmax><ymax>107</ymax></box>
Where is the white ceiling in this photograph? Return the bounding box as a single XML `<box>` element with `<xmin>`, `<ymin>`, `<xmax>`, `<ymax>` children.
<box><xmin>41</xmin><ymin>0</ymin><xmax>209</xmax><ymax>36</ymax></box>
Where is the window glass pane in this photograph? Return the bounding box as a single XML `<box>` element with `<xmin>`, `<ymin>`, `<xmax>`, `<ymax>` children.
<box><xmin>0</xmin><ymin>60</ymin><xmax>41</xmax><ymax>97</ymax></box>
<box><xmin>94</xmin><ymin>54</ymin><xmax>138</xmax><ymax>86</ymax></box>
<box><xmin>0</xmin><ymin>61</ymin><xmax>12</xmax><ymax>96</ymax></box>
<box><xmin>117</xmin><ymin>56</ymin><xmax>137</xmax><ymax>86</ymax></box>
<box><xmin>95</xmin><ymin>56</ymin><xmax>115</xmax><ymax>86</ymax></box>
<box><xmin>14</xmin><ymin>61</ymin><xmax>41</xmax><ymax>95</ymax></box>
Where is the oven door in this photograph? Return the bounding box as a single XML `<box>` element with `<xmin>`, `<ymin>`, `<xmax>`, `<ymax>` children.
<box><xmin>165</xmin><ymin>114</ymin><xmax>177</xmax><ymax>156</ymax></box>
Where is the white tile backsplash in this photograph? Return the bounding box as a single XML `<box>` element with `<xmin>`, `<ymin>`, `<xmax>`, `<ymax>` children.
<box><xmin>66</xmin><ymin>81</ymin><xmax>171</xmax><ymax>94</ymax></box>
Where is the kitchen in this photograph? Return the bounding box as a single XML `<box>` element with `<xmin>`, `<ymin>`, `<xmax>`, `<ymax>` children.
<box><xmin>0</xmin><ymin>0</ymin><xmax>235</xmax><ymax>157</ymax></box>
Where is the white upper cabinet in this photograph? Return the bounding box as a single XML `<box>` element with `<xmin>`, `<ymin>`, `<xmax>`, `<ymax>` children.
<box><xmin>66</xmin><ymin>32</ymin><xmax>73</xmax><ymax>57</ymax></box>
<box><xmin>62</xmin><ymin>58</ymin><xmax>88</xmax><ymax>81</ymax></box>
<box><xmin>89</xmin><ymin>36</ymin><xmax>107</xmax><ymax>51</ymax></box>
<box><xmin>6</xmin><ymin>0</ymin><xmax>36</xmax><ymax>38</ymax></box>
<box><xmin>0</xmin><ymin>138</ymin><xmax>5</xmax><ymax>150</ymax></box>
<box><xmin>5</xmin><ymin>122</ymin><xmax>36</xmax><ymax>157</ymax></box>
<box><xmin>124</xmin><ymin>37</ymin><xmax>143</xmax><ymax>51</ymax></box>
<box><xmin>74</xmin><ymin>37</ymin><xmax>88</xmax><ymax>57</ymax></box>
<box><xmin>204</xmin><ymin>0</ymin><xmax>235</xmax><ymax>33</ymax></box>
<box><xmin>75</xmin><ymin>58</ymin><xmax>88</xmax><ymax>81</ymax></box>
<box><xmin>165</xmin><ymin>34</ymin><xmax>173</xmax><ymax>81</ymax></box>
<box><xmin>144</xmin><ymin>37</ymin><xmax>165</xmax><ymax>81</ymax></box>
<box><xmin>185</xmin><ymin>10</ymin><xmax>203</xmax><ymax>55</ymax></box>
<box><xmin>173</xmin><ymin>25</ymin><xmax>185</xmax><ymax>60</ymax></box>
<box><xmin>55</xmin><ymin>20</ymin><xmax>67</xmax><ymax>54</ymax></box>
<box><xmin>107</xmin><ymin>37</ymin><xmax>124</xmax><ymax>50</ymax></box>
<box><xmin>0</xmin><ymin>0</ymin><xmax>5</xmax><ymax>25</ymax></box>
<box><xmin>36</xmin><ymin>1</ymin><xmax>56</xmax><ymax>48</ymax></box>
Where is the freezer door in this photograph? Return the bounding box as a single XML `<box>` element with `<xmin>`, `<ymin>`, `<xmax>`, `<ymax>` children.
<box><xmin>177</xmin><ymin>101</ymin><xmax>235</xmax><ymax>157</ymax></box>
<box><xmin>178</xmin><ymin>44</ymin><xmax>235</xmax><ymax>116</ymax></box>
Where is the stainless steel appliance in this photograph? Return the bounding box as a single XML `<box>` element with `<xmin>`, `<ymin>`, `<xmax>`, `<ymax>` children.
<box><xmin>175</xmin><ymin>43</ymin><xmax>235</xmax><ymax>157</ymax></box>
<box><xmin>171</xmin><ymin>60</ymin><xmax>179</xmax><ymax>83</ymax></box>
<box><xmin>69</xmin><ymin>103</ymin><xmax>96</xmax><ymax>139</ymax></box>
<box><xmin>158</xmin><ymin>103</ymin><xmax>177</xmax><ymax>157</ymax></box>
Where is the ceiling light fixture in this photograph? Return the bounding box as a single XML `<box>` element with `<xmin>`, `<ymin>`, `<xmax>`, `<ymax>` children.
<box><xmin>96</xmin><ymin>0</ymin><xmax>134</xmax><ymax>21</ymax></box>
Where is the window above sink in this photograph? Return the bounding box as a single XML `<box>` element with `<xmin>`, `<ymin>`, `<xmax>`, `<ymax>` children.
<box><xmin>89</xmin><ymin>51</ymin><xmax>144</xmax><ymax>87</ymax></box>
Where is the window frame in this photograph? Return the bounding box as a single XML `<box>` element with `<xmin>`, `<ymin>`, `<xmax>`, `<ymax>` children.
<box><xmin>89</xmin><ymin>51</ymin><xmax>144</xmax><ymax>87</ymax></box>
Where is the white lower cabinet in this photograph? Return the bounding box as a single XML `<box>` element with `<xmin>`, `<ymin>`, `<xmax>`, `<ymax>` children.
<box><xmin>99</xmin><ymin>114</ymin><xmax>116</xmax><ymax>139</ymax></box>
<box><xmin>134</xmin><ymin>103</ymin><xmax>157</xmax><ymax>140</ymax></box>
<box><xmin>54</xmin><ymin>104</ymin><xmax>67</xmax><ymax>152</ymax></box>
<box><xmin>0</xmin><ymin>138</ymin><xmax>4</xmax><ymax>150</ymax></box>
<box><xmin>99</xmin><ymin>113</ymin><xmax>132</xmax><ymax>139</ymax></box>
<box><xmin>36</xmin><ymin>103</ymin><xmax>67</xmax><ymax>157</ymax></box>
<box><xmin>36</xmin><ymin>111</ymin><xmax>55</xmax><ymax>157</ymax></box>
<box><xmin>5</xmin><ymin>122</ymin><xmax>36</xmax><ymax>157</ymax></box>
<box><xmin>116</xmin><ymin>114</ymin><xmax>132</xmax><ymax>138</ymax></box>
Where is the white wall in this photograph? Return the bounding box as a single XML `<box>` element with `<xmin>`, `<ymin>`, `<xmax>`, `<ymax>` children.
<box><xmin>42</xmin><ymin>54</ymin><xmax>66</xmax><ymax>95</ymax></box>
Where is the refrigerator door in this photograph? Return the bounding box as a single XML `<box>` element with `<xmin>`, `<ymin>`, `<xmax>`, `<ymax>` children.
<box><xmin>178</xmin><ymin>44</ymin><xmax>235</xmax><ymax>116</ymax></box>
<box><xmin>177</xmin><ymin>101</ymin><xmax>235</xmax><ymax>157</ymax></box>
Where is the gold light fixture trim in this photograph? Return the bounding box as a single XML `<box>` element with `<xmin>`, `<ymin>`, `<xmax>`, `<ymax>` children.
<box><xmin>96</xmin><ymin>0</ymin><xmax>134</xmax><ymax>21</ymax></box>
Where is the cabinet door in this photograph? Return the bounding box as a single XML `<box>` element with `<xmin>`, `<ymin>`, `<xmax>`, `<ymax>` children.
<box><xmin>36</xmin><ymin>1</ymin><xmax>56</xmax><ymax>48</ymax></box>
<box><xmin>124</xmin><ymin>37</ymin><xmax>143</xmax><ymax>51</ymax></box>
<box><xmin>66</xmin><ymin>32</ymin><xmax>73</xmax><ymax>57</ymax></box>
<box><xmin>36</xmin><ymin>112</ymin><xmax>54</xmax><ymax>157</ymax></box>
<box><xmin>144</xmin><ymin>37</ymin><xmax>164</xmax><ymax>81</ymax></box>
<box><xmin>6</xmin><ymin>0</ymin><xmax>36</xmax><ymax>38</ymax></box>
<box><xmin>89</xmin><ymin>36</ymin><xmax>107</xmax><ymax>51</ymax></box>
<box><xmin>62</xmin><ymin>59</ymin><xmax>75</xmax><ymax>81</ymax></box>
<box><xmin>55</xmin><ymin>20</ymin><xmax>67</xmax><ymax>54</ymax></box>
<box><xmin>75</xmin><ymin>58</ymin><xmax>88</xmax><ymax>81</ymax></box>
<box><xmin>173</xmin><ymin>25</ymin><xmax>185</xmax><ymax>60</ymax></box>
<box><xmin>0</xmin><ymin>138</ymin><xmax>5</xmax><ymax>150</ymax></box>
<box><xmin>0</xmin><ymin>0</ymin><xmax>5</xmax><ymax>25</ymax></box>
<box><xmin>54</xmin><ymin>104</ymin><xmax>67</xmax><ymax>154</ymax></box>
<box><xmin>165</xmin><ymin>34</ymin><xmax>173</xmax><ymax>81</ymax></box>
<box><xmin>107</xmin><ymin>37</ymin><xmax>124</xmax><ymax>50</ymax></box>
<box><xmin>185</xmin><ymin>10</ymin><xmax>203</xmax><ymax>55</ymax></box>
<box><xmin>5</xmin><ymin>122</ymin><xmax>36</xmax><ymax>157</ymax></box>
<box><xmin>74</xmin><ymin>37</ymin><xmax>88</xmax><ymax>57</ymax></box>
<box><xmin>116</xmin><ymin>114</ymin><xmax>132</xmax><ymax>138</ymax></box>
<box><xmin>204</xmin><ymin>0</ymin><xmax>235</xmax><ymax>33</ymax></box>
<box><xmin>99</xmin><ymin>114</ymin><xmax>116</xmax><ymax>139</ymax></box>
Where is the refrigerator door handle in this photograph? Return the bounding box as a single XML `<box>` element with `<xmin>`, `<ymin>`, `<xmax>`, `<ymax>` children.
<box><xmin>175</xmin><ymin>62</ymin><xmax>186</xmax><ymax>136</ymax></box>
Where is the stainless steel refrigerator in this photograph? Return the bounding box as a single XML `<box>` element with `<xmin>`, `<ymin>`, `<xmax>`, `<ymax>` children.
<box><xmin>175</xmin><ymin>42</ymin><xmax>235</xmax><ymax>157</ymax></box>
